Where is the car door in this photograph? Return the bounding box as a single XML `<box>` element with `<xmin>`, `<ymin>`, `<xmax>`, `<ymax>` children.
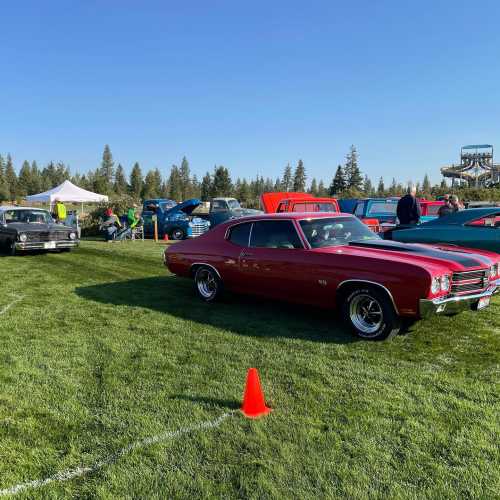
<box><xmin>237</xmin><ymin>219</ymin><xmax>319</xmax><ymax>302</ymax></box>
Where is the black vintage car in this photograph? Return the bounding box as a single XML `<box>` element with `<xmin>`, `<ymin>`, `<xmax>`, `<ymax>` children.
<box><xmin>0</xmin><ymin>206</ymin><xmax>79</xmax><ymax>255</ymax></box>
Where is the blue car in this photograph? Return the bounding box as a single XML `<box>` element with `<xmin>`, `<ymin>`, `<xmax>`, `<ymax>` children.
<box><xmin>353</xmin><ymin>198</ymin><xmax>400</xmax><ymax>231</ymax></box>
<box><xmin>142</xmin><ymin>198</ymin><xmax>210</xmax><ymax>240</ymax></box>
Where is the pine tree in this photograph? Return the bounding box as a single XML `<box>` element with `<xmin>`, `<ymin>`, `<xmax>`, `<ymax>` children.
<box><xmin>5</xmin><ymin>155</ymin><xmax>17</xmax><ymax>200</ymax></box>
<box><xmin>389</xmin><ymin>178</ymin><xmax>398</xmax><ymax>196</ymax></box>
<box><xmin>363</xmin><ymin>175</ymin><xmax>373</xmax><ymax>196</ymax></box>
<box><xmin>17</xmin><ymin>160</ymin><xmax>32</xmax><ymax>197</ymax></box>
<box><xmin>114</xmin><ymin>164</ymin><xmax>128</xmax><ymax>194</ymax></box>
<box><xmin>422</xmin><ymin>174</ymin><xmax>431</xmax><ymax>195</ymax></box>
<box><xmin>200</xmin><ymin>172</ymin><xmax>211</xmax><ymax>201</ymax></box>
<box><xmin>309</xmin><ymin>178</ymin><xmax>318</xmax><ymax>196</ymax></box>
<box><xmin>377</xmin><ymin>177</ymin><xmax>385</xmax><ymax>196</ymax></box>
<box><xmin>317</xmin><ymin>180</ymin><xmax>327</xmax><ymax>197</ymax></box>
<box><xmin>273</xmin><ymin>177</ymin><xmax>281</xmax><ymax>191</ymax></box>
<box><xmin>179</xmin><ymin>156</ymin><xmax>192</xmax><ymax>199</ymax></box>
<box><xmin>129</xmin><ymin>162</ymin><xmax>143</xmax><ymax>199</ymax></box>
<box><xmin>98</xmin><ymin>144</ymin><xmax>114</xmax><ymax>193</ymax></box>
<box><xmin>282</xmin><ymin>163</ymin><xmax>292</xmax><ymax>191</ymax></box>
<box><xmin>30</xmin><ymin>161</ymin><xmax>41</xmax><ymax>194</ymax></box>
<box><xmin>41</xmin><ymin>162</ymin><xmax>56</xmax><ymax>190</ymax></box>
<box><xmin>191</xmin><ymin>174</ymin><xmax>201</xmax><ymax>199</ymax></box>
<box><xmin>210</xmin><ymin>166</ymin><xmax>232</xmax><ymax>197</ymax></box>
<box><xmin>344</xmin><ymin>145</ymin><xmax>363</xmax><ymax>190</ymax></box>
<box><xmin>293</xmin><ymin>159</ymin><xmax>306</xmax><ymax>192</ymax></box>
<box><xmin>329</xmin><ymin>165</ymin><xmax>346</xmax><ymax>195</ymax></box>
<box><xmin>143</xmin><ymin>168</ymin><xmax>163</xmax><ymax>199</ymax></box>
<box><xmin>168</xmin><ymin>165</ymin><xmax>183</xmax><ymax>201</ymax></box>
<box><xmin>0</xmin><ymin>155</ymin><xmax>8</xmax><ymax>202</ymax></box>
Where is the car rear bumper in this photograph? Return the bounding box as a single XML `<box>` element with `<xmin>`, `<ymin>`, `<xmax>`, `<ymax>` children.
<box><xmin>15</xmin><ymin>241</ymin><xmax>79</xmax><ymax>251</ymax></box>
<box><xmin>419</xmin><ymin>279</ymin><xmax>500</xmax><ymax>318</ymax></box>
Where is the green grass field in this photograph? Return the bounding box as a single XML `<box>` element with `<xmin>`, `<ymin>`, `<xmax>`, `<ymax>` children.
<box><xmin>0</xmin><ymin>240</ymin><xmax>499</xmax><ymax>498</ymax></box>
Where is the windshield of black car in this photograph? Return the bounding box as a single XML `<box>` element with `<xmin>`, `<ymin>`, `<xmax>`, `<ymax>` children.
<box><xmin>300</xmin><ymin>217</ymin><xmax>380</xmax><ymax>248</ymax></box>
<box><xmin>4</xmin><ymin>209</ymin><xmax>53</xmax><ymax>224</ymax></box>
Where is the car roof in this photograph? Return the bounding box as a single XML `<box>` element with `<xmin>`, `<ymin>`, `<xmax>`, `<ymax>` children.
<box><xmin>0</xmin><ymin>206</ymin><xmax>48</xmax><ymax>212</ymax></box>
<box><xmin>422</xmin><ymin>207</ymin><xmax>500</xmax><ymax>226</ymax></box>
<box><xmin>224</xmin><ymin>212</ymin><xmax>355</xmax><ymax>223</ymax></box>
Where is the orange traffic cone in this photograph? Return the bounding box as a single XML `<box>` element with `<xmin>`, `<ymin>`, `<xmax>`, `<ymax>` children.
<box><xmin>241</xmin><ymin>368</ymin><xmax>271</xmax><ymax>418</ymax></box>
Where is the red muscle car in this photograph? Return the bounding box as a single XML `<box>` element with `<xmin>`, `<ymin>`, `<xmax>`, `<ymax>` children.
<box><xmin>164</xmin><ymin>213</ymin><xmax>500</xmax><ymax>340</ymax></box>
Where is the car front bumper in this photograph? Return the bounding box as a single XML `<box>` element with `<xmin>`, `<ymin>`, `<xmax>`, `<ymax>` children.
<box><xmin>15</xmin><ymin>240</ymin><xmax>79</xmax><ymax>251</ymax></box>
<box><xmin>420</xmin><ymin>279</ymin><xmax>500</xmax><ymax>318</ymax></box>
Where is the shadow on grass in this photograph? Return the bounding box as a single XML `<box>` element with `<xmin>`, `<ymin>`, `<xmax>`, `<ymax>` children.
<box><xmin>76</xmin><ymin>276</ymin><xmax>357</xmax><ymax>344</ymax></box>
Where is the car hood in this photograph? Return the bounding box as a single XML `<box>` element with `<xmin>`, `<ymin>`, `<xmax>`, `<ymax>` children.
<box><xmin>314</xmin><ymin>239</ymin><xmax>492</xmax><ymax>272</ymax></box>
<box><xmin>5</xmin><ymin>222</ymin><xmax>73</xmax><ymax>232</ymax></box>
<box><xmin>166</xmin><ymin>199</ymin><xmax>201</xmax><ymax>216</ymax></box>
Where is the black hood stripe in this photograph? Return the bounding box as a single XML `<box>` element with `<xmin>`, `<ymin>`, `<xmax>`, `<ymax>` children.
<box><xmin>349</xmin><ymin>240</ymin><xmax>487</xmax><ymax>268</ymax></box>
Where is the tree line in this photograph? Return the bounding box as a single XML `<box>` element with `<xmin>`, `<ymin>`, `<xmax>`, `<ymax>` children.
<box><xmin>0</xmin><ymin>145</ymin><xmax>497</xmax><ymax>209</ymax></box>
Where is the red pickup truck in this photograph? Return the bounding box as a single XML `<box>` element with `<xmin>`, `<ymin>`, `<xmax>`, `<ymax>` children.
<box><xmin>261</xmin><ymin>192</ymin><xmax>340</xmax><ymax>214</ymax></box>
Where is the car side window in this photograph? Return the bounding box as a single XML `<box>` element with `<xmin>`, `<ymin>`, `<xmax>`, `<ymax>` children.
<box><xmin>355</xmin><ymin>203</ymin><xmax>364</xmax><ymax>216</ymax></box>
<box><xmin>228</xmin><ymin>222</ymin><xmax>252</xmax><ymax>246</ymax></box>
<box><xmin>250</xmin><ymin>220</ymin><xmax>302</xmax><ymax>249</ymax></box>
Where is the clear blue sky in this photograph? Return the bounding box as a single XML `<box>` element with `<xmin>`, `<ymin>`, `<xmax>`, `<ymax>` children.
<box><xmin>2</xmin><ymin>0</ymin><xmax>500</xmax><ymax>185</ymax></box>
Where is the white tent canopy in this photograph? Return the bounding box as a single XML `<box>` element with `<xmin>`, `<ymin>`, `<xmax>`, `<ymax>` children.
<box><xmin>25</xmin><ymin>180</ymin><xmax>108</xmax><ymax>204</ymax></box>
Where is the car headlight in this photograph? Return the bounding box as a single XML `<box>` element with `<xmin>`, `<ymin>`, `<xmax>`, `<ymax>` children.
<box><xmin>19</xmin><ymin>233</ymin><xmax>27</xmax><ymax>242</ymax></box>
<box><xmin>441</xmin><ymin>274</ymin><xmax>451</xmax><ymax>291</ymax></box>
<box><xmin>431</xmin><ymin>276</ymin><xmax>441</xmax><ymax>294</ymax></box>
<box><xmin>69</xmin><ymin>232</ymin><xmax>76</xmax><ymax>240</ymax></box>
<box><xmin>490</xmin><ymin>263</ymin><xmax>499</xmax><ymax>278</ymax></box>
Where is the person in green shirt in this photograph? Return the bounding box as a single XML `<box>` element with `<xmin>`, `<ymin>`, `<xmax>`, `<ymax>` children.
<box><xmin>127</xmin><ymin>206</ymin><xmax>140</xmax><ymax>228</ymax></box>
<box><xmin>54</xmin><ymin>199</ymin><xmax>67</xmax><ymax>223</ymax></box>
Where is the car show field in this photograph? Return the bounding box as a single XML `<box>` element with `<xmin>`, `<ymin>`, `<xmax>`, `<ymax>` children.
<box><xmin>0</xmin><ymin>240</ymin><xmax>499</xmax><ymax>498</ymax></box>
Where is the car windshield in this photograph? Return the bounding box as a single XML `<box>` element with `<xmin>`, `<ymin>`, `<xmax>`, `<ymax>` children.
<box><xmin>367</xmin><ymin>201</ymin><xmax>397</xmax><ymax>215</ymax></box>
<box><xmin>4</xmin><ymin>209</ymin><xmax>53</xmax><ymax>224</ymax></box>
<box><xmin>300</xmin><ymin>217</ymin><xmax>380</xmax><ymax>248</ymax></box>
<box><xmin>227</xmin><ymin>199</ymin><xmax>241</xmax><ymax>210</ymax></box>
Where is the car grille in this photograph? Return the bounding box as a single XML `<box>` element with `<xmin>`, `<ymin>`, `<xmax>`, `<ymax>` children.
<box><xmin>451</xmin><ymin>269</ymin><xmax>489</xmax><ymax>295</ymax></box>
<box><xmin>27</xmin><ymin>231</ymin><xmax>69</xmax><ymax>242</ymax></box>
<box><xmin>191</xmin><ymin>223</ymin><xmax>209</xmax><ymax>236</ymax></box>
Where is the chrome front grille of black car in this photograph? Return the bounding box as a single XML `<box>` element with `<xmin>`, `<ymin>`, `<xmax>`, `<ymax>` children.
<box><xmin>451</xmin><ymin>269</ymin><xmax>489</xmax><ymax>295</ymax></box>
<box><xmin>26</xmin><ymin>231</ymin><xmax>69</xmax><ymax>242</ymax></box>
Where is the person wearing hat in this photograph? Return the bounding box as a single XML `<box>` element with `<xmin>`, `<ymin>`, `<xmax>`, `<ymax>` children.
<box><xmin>100</xmin><ymin>207</ymin><xmax>122</xmax><ymax>241</ymax></box>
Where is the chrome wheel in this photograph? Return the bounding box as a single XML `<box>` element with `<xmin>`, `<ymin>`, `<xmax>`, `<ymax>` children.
<box><xmin>171</xmin><ymin>229</ymin><xmax>185</xmax><ymax>240</ymax></box>
<box><xmin>196</xmin><ymin>268</ymin><xmax>218</xmax><ymax>300</ymax></box>
<box><xmin>349</xmin><ymin>294</ymin><xmax>383</xmax><ymax>337</ymax></box>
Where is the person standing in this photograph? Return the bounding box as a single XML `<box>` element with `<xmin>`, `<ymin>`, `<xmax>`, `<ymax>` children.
<box><xmin>54</xmin><ymin>199</ymin><xmax>67</xmax><ymax>223</ymax></box>
<box><xmin>396</xmin><ymin>185</ymin><xmax>421</xmax><ymax>225</ymax></box>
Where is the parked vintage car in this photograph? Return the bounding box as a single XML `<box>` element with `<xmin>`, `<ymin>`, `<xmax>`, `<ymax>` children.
<box><xmin>164</xmin><ymin>213</ymin><xmax>500</xmax><ymax>340</ymax></box>
<box><xmin>353</xmin><ymin>198</ymin><xmax>400</xmax><ymax>232</ymax></box>
<box><xmin>386</xmin><ymin>207</ymin><xmax>500</xmax><ymax>253</ymax></box>
<box><xmin>0</xmin><ymin>206</ymin><xmax>79</xmax><ymax>255</ymax></box>
<box><xmin>260</xmin><ymin>192</ymin><xmax>340</xmax><ymax>214</ymax></box>
<box><xmin>142</xmin><ymin>198</ymin><xmax>210</xmax><ymax>240</ymax></box>
<box><xmin>420</xmin><ymin>200</ymin><xmax>444</xmax><ymax>222</ymax></box>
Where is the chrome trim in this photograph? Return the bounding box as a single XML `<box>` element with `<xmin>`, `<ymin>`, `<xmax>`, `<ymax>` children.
<box><xmin>336</xmin><ymin>279</ymin><xmax>399</xmax><ymax>314</ymax></box>
<box><xmin>419</xmin><ymin>279</ymin><xmax>499</xmax><ymax>319</ymax></box>
<box><xmin>15</xmin><ymin>241</ymin><xmax>79</xmax><ymax>250</ymax></box>
<box><xmin>190</xmin><ymin>262</ymin><xmax>222</xmax><ymax>279</ymax></box>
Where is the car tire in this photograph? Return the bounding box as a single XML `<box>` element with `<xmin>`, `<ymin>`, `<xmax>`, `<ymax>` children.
<box><xmin>194</xmin><ymin>266</ymin><xmax>223</xmax><ymax>302</ymax></box>
<box><xmin>170</xmin><ymin>228</ymin><xmax>186</xmax><ymax>240</ymax></box>
<box><xmin>342</xmin><ymin>287</ymin><xmax>401</xmax><ymax>340</ymax></box>
<box><xmin>9</xmin><ymin>240</ymin><xmax>17</xmax><ymax>256</ymax></box>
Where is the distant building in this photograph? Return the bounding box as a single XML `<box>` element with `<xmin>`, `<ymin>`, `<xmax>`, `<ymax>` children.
<box><xmin>441</xmin><ymin>144</ymin><xmax>500</xmax><ymax>188</ymax></box>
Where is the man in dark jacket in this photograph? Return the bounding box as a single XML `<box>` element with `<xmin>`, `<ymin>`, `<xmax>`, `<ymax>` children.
<box><xmin>397</xmin><ymin>185</ymin><xmax>421</xmax><ymax>225</ymax></box>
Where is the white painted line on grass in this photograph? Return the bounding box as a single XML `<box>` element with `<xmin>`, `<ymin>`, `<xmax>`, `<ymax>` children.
<box><xmin>0</xmin><ymin>294</ymin><xmax>24</xmax><ymax>316</ymax></box>
<box><xmin>0</xmin><ymin>412</ymin><xmax>234</xmax><ymax>497</ymax></box>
